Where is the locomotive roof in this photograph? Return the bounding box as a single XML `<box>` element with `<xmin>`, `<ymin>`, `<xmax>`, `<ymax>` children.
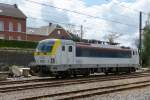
<box><xmin>39</xmin><ymin>39</ymin><xmax>135</xmax><ymax>51</ymax></box>
<box><xmin>39</xmin><ymin>39</ymin><xmax>74</xmax><ymax>44</ymax></box>
<box><xmin>76</xmin><ymin>43</ymin><xmax>132</xmax><ymax>51</ymax></box>
<box><xmin>39</xmin><ymin>39</ymin><xmax>58</xmax><ymax>42</ymax></box>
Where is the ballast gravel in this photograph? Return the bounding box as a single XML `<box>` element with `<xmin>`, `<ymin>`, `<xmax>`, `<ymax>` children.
<box><xmin>81</xmin><ymin>86</ymin><xmax>150</xmax><ymax>100</ymax></box>
<box><xmin>1</xmin><ymin>74</ymin><xmax>150</xmax><ymax>100</ymax></box>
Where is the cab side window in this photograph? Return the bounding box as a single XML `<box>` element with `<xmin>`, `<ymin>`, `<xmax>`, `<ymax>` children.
<box><xmin>62</xmin><ymin>46</ymin><xmax>65</xmax><ymax>51</ymax></box>
<box><xmin>133</xmin><ymin>51</ymin><xmax>135</xmax><ymax>55</ymax></box>
<box><xmin>69</xmin><ymin>46</ymin><xmax>72</xmax><ymax>52</ymax></box>
<box><xmin>133</xmin><ymin>51</ymin><xmax>138</xmax><ymax>55</ymax></box>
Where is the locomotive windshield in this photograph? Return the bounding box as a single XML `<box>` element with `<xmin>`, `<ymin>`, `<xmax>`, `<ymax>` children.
<box><xmin>36</xmin><ymin>41</ymin><xmax>54</xmax><ymax>52</ymax></box>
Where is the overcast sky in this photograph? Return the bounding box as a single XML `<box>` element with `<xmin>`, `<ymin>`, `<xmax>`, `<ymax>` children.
<box><xmin>0</xmin><ymin>0</ymin><xmax>150</xmax><ymax>47</ymax></box>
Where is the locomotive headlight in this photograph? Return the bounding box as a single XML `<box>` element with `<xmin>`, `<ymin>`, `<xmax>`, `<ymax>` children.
<box><xmin>44</xmin><ymin>52</ymin><xmax>47</xmax><ymax>55</ymax></box>
<box><xmin>34</xmin><ymin>52</ymin><xmax>40</xmax><ymax>55</ymax></box>
<box><xmin>37</xmin><ymin>52</ymin><xmax>40</xmax><ymax>55</ymax></box>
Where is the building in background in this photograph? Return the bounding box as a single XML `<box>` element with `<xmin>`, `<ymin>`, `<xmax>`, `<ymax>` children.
<box><xmin>0</xmin><ymin>3</ymin><xmax>26</xmax><ymax>40</ymax></box>
<box><xmin>26</xmin><ymin>23</ymin><xmax>80</xmax><ymax>41</ymax></box>
<box><xmin>0</xmin><ymin>3</ymin><xmax>80</xmax><ymax>42</ymax></box>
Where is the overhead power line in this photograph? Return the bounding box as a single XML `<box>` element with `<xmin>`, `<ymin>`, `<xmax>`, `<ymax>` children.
<box><xmin>24</xmin><ymin>0</ymin><xmax>139</xmax><ymax>29</ymax></box>
<box><xmin>28</xmin><ymin>16</ymin><xmax>81</xmax><ymax>27</ymax></box>
<box><xmin>25</xmin><ymin>10</ymin><xmax>78</xmax><ymax>26</ymax></box>
<box><xmin>105</xmin><ymin>0</ymin><xmax>148</xmax><ymax>15</ymax></box>
<box><xmin>28</xmin><ymin>16</ymin><xmax>80</xmax><ymax>28</ymax></box>
<box><xmin>24</xmin><ymin>6</ymin><xmax>139</xmax><ymax>28</ymax></box>
<box><xmin>28</xmin><ymin>16</ymin><xmax>134</xmax><ymax>37</ymax></box>
<box><xmin>24</xmin><ymin>0</ymin><xmax>139</xmax><ymax>26</ymax></box>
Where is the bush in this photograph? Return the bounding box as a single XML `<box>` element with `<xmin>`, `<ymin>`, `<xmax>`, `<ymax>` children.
<box><xmin>0</xmin><ymin>39</ymin><xmax>37</xmax><ymax>49</ymax></box>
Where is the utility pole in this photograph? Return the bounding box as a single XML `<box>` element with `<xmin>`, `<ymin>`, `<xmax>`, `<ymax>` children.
<box><xmin>80</xmin><ymin>25</ymin><xmax>83</xmax><ymax>41</ymax></box>
<box><xmin>139</xmin><ymin>11</ymin><xmax>142</xmax><ymax>67</ymax></box>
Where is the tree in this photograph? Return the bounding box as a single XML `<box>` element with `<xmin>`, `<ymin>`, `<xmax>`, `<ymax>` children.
<box><xmin>103</xmin><ymin>32</ymin><xmax>123</xmax><ymax>43</ymax></box>
<box><xmin>142</xmin><ymin>25</ymin><xmax>150</xmax><ymax>65</ymax></box>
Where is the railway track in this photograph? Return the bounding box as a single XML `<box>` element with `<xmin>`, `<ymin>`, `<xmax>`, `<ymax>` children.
<box><xmin>0</xmin><ymin>74</ymin><xmax>114</xmax><ymax>85</ymax></box>
<box><xmin>21</xmin><ymin>79</ymin><xmax>150</xmax><ymax>100</ymax></box>
<box><xmin>0</xmin><ymin>71</ymin><xmax>147</xmax><ymax>86</ymax></box>
<box><xmin>0</xmin><ymin>74</ymin><xmax>111</xmax><ymax>85</ymax></box>
<box><xmin>0</xmin><ymin>72</ymin><xmax>150</xmax><ymax>93</ymax></box>
<box><xmin>0</xmin><ymin>77</ymin><xmax>52</xmax><ymax>85</ymax></box>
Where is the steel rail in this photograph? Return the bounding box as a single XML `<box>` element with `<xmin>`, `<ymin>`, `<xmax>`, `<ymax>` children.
<box><xmin>21</xmin><ymin>79</ymin><xmax>150</xmax><ymax>100</ymax></box>
<box><xmin>0</xmin><ymin>72</ymin><xmax>150</xmax><ymax>93</ymax></box>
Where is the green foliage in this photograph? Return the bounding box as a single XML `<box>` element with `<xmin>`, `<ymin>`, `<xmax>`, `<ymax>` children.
<box><xmin>0</xmin><ymin>39</ymin><xmax>37</xmax><ymax>49</ymax></box>
<box><xmin>143</xmin><ymin>25</ymin><xmax>150</xmax><ymax>65</ymax></box>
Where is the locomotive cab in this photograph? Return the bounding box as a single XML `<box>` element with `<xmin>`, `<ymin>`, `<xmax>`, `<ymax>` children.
<box><xmin>34</xmin><ymin>39</ymin><xmax>75</xmax><ymax>66</ymax></box>
<box><xmin>34</xmin><ymin>39</ymin><xmax>60</xmax><ymax>65</ymax></box>
<box><xmin>33</xmin><ymin>39</ymin><xmax>75</xmax><ymax>76</ymax></box>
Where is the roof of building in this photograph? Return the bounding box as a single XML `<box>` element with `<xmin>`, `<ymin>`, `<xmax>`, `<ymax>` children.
<box><xmin>27</xmin><ymin>23</ymin><xmax>81</xmax><ymax>40</ymax></box>
<box><xmin>0</xmin><ymin>3</ymin><xmax>26</xmax><ymax>19</ymax></box>
<box><xmin>27</xmin><ymin>23</ymin><xmax>58</xmax><ymax>35</ymax></box>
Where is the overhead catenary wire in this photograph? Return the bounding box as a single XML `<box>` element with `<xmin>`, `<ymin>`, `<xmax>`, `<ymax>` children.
<box><xmin>21</xmin><ymin>0</ymin><xmax>138</xmax><ymax>24</ymax></box>
<box><xmin>28</xmin><ymin>16</ymin><xmax>136</xmax><ymax>38</ymax></box>
<box><xmin>27</xmin><ymin>17</ymin><xmax>137</xmax><ymax>47</ymax></box>
<box><xmin>24</xmin><ymin>7</ymin><xmax>138</xmax><ymax>29</ymax></box>
<box><xmin>24</xmin><ymin>0</ymin><xmax>139</xmax><ymax>29</ymax></box>
<box><xmin>25</xmin><ymin>9</ymin><xmax>138</xmax><ymax>31</ymax></box>
<box><xmin>28</xmin><ymin>16</ymin><xmax>81</xmax><ymax>28</ymax></box>
<box><xmin>13</xmin><ymin>0</ymin><xmax>140</xmax><ymax>41</ymax></box>
<box><xmin>105</xmin><ymin>0</ymin><xmax>148</xmax><ymax>15</ymax></box>
<box><xmin>0</xmin><ymin>0</ymin><xmax>141</xmax><ymax>46</ymax></box>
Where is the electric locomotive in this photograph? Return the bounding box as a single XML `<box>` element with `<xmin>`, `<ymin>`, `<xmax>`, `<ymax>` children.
<box><xmin>31</xmin><ymin>39</ymin><xmax>140</xmax><ymax>78</ymax></box>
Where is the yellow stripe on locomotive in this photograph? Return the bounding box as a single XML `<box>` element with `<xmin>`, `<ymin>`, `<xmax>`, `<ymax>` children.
<box><xmin>34</xmin><ymin>39</ymin><xmax>61</xmax><ymax>56</ymax></box>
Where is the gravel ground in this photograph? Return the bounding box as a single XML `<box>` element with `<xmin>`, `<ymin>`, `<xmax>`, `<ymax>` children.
<box><xmin>81</xmin><ymin>86</ymin><xmax>150</xmax><ymax>100</ymax></box>
<box><xmin>1</xmin><ymin>74</ymin><xmax>150</xmax><ymax>100</ymax></box>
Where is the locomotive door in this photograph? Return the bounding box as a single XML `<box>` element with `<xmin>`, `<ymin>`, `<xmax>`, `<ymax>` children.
<box><xmin>61</xmin><ymin>45</ymin><xmax>74</xmax><ymax>64</ymax></box>
<box><xmin>61</xmin><ymin>45</ymin><xmax>67</xmax><ymax>64</ymax></box>
<box><xmin>132</xmin><ymin>50</ymin><xmax>139</xmax><ymax>64</ymax></box>
<box><xmin>67</xmin><ymin>45</ymin><xmax>74</xmax><ymax>64</ymax></box>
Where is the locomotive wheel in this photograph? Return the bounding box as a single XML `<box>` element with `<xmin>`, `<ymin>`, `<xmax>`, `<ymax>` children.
<box><xmin>126</xmin><ymin>68</ymin><xmax>131</xmax><ymax>74</ymax></box>
<box><xmin>114</xmin><ymin>72</ymin><xmax>119</xmax><ymax>75</ymax></box>
<box><xmin>29</xmin><ymin>65</ymin><xmax>40</xmax><ymax>76</ymax></box>
<box><xmin>60</xmin><ymin>72</ymin><xmax>71</xmax><ymax>79</ymax></box>
<box><xmin>115</xmin><ymin>67</ymin><xmax>119</xmax><ymax>75</ymax></box>
<box><xmin>55</xmin><ymin>75</ymin><xmax>60</xmax><ymax>79</ymax></box>
<box><xmin>132</xmin><ymin>68</ymin><xmax>136</xmax><ymax>72</ymax></box>
<box><xmin>73</xmin><ymin>74</ymin><xmax>77</xmax><ymax>77</ymax></box>
<box><xmin>104</xmin><ymin>72</ymin><xmax>109</xmax><ymax>75</ymax></box>
<box><xmin>83</xmin><ymin>72</ymin><xmax>90</xmax><ymax>77</ymax></box>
